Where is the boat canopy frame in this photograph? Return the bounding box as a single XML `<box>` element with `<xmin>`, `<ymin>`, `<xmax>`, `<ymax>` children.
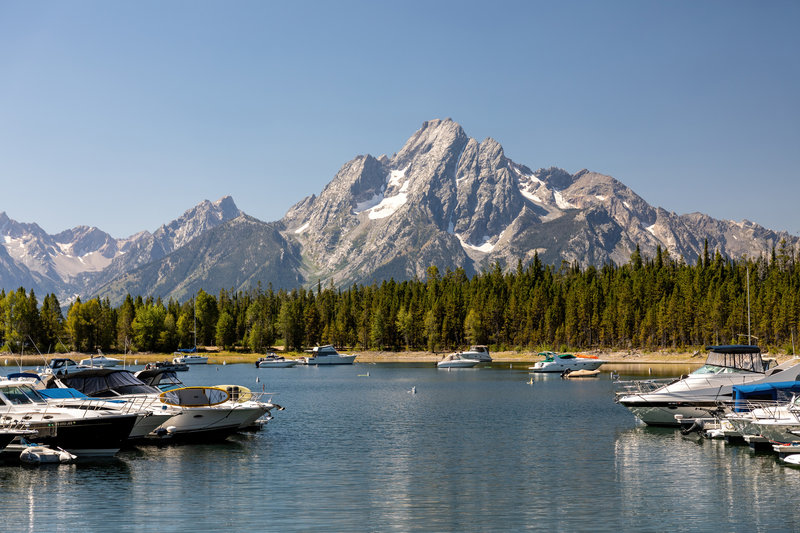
<box><xmin>703</xmin><ymin>345</ymin><xmax>765</xmax><ymax>373</ymax></box>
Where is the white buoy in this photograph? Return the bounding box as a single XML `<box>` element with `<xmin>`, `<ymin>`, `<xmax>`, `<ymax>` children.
<box><xmin>134</xmin><ymin>359</ymin><xmax>138</xmax><ymax>365</ymax></box>
<box><xmin>256</xmin><ymin>377</ymin><xmax>260</xmax><ymax>383</ymax></box>
<box><xmin>223</xmin><ymin>361</ymin><xmax>227</xmax><ymax>366</ymax></box>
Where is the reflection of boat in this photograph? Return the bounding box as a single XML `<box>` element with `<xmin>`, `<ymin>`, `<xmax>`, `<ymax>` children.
<box><xmin>297</xmin><ymin>345</ymin><xmax>356</xmax><ymax>365</ymax></box>
<box><xmin>459</xmin><ymin>345</ymin><xmax>492</xmax><ymax>362</ymax></box>
<box><xmin>0</xmin><ymin>378</ymin><xmax>138</xmax><ymax>457</ymax></box>
<box><xmin>437</xmin><ymin>353</ymin><xmax>481</xmax><ymax>368</ymax></box>
<box><xmin>615</xmin><ymin>345</ymin><xmax>800</xmax><ymax>426</ymax></box>
<box><xmin>256</xmin><ymin>354</ymin><xmax>297</xmax><ymax>368</ymax></box>
<box><xmin>530</xmin><ymin>352</ymin><xmax>606</xmax><ymax>373</ymax></box>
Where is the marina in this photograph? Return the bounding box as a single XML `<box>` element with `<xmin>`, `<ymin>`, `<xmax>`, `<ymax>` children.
<box><xmin>2</xmin><ymin>362</ymin><xmax>800</xmax><ymax>531</ymax></box>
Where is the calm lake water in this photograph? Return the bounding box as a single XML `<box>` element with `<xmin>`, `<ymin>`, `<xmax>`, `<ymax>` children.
<box><xmin>2</xmin><ymin>362</ymin><xmax>799</xmax><ymax>532</ymax></box>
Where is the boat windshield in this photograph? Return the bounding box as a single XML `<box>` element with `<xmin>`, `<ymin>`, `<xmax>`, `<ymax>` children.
<box><xmin>698</xmin><ymin>350</ymin><xmax>765</xmax><ymax>373</ymax></box>
<box><xmin>0</xmin><ymin>384</ymin><xmax>47</xmax><ymax>405</ymax></box>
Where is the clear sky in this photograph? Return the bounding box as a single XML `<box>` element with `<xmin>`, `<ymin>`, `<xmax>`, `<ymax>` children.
<box><xmin>1</xmin><ymin>1</ymin><xmax>798</xmax><ymax>238</ymax></box>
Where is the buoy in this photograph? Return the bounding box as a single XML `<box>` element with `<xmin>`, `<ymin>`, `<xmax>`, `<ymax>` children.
<box><xmin>223</xmin><ymin>361</ymin><xmax>227</xmax><ymax>366</ymax></box>
<box><xmin>256</xmin><ymin>377</ymin><xmax>260</xmax><ymax>383</ymax></box>
<box><xmin>134</xmin><ymin>359</ymin><xmax>138</xmax><ymax>365</ymax></box>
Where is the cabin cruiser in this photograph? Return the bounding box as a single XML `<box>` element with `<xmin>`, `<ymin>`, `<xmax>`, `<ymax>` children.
<box><xmin>43</xmin><ymin>368</ymin><xmax>274</xmax><ymax>441</ymax></box>
<box><xmin>172</xmin><ymin>353</ymin><xmax>208</xmax><ymax>365</ymax></box>
<box><xmin>615</xmin><ymin>345</ymin><xmax>800</xmax><ymax>426</ymax></box>
<box><xmin>136</xmin><ymin>368</ymin><xmax>277</xmax><ymax>432</ymax></box>
<box><xmin>530</xmin><ymin>352</ymin><xmax>606</xmax><ymax>373</ymax></box>
<box><xmin>459</xmin><ymin>345</ymin><xmax>492</xmax><ymax>362</ymax></box>
<box><xmin>256</xmin><ymin>354</ymin><xmax>297</xmax><ymax>368</ymax></box>
<box><xmin>0</xmin><ymin>377</ymin><xmax>138</xmax><ymax>457</ymax></box>
<box><xmin>297</xmin><ymin>345</ymin><xmax>356</xmax><ymax>365</ymax></box>
<box><xmin>437</xmin><ymin>353</ymin><xmax>481</xmax><ymax>368</ymax></box>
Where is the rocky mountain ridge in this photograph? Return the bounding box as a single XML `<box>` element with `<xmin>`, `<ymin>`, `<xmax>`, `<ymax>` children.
<box><xmin>2</xmin><ymin>119</ymin><xmax>796</xmax><ymax>305</ymax></box>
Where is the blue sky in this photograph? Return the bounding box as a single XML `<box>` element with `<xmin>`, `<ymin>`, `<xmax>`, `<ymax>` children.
<box><xmin>1</xmin><ymin>1</ymin><xmax>798</xmax><ymax>238</ymax></box>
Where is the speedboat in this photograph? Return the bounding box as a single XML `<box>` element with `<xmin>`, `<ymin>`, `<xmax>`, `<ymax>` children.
<box><xmin>459</xmin><ymin>345</ymin><xmax>492</xmax><ymax>362</ymax></box>
<box><xmin>615</xmin><ymin>345</ymin><xmax>800</xmax><ymax>426</ymax></box>
<box><xmin>44</xmin><ymin>358</ymin><xmax>80</xmax><ymax>374</ymax></box>
<box><xmin>437</xmin><ymin>353</ymin><xmax>481</xmax><ymax>368</ymax></box>
<box><xmin>297</xmin><ymin>345</ymin><xmax>356</xmax><ymax>365</ymax></box>
<box><xmin>256</xmin><ymin>354</ymin><xmax>297</xmax><ymax>368</ymax></box>
<box><xmin>0</xmin><ymin>378</ymin><xmax>138</xmax><ymax>457</ymax></box>
<box><xmin>530</xmin><ymin>352</ymin><xmax>606</xmax><ymax>373</ymax></box>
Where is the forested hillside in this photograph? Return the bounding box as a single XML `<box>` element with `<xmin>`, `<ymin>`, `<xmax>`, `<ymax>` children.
<box><xmin>2</xmin><ymin>242</ymin><xmax>799</xmax><ymax>355</ymax></box>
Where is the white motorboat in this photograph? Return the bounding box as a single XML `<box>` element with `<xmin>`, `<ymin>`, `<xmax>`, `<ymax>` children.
<box><xmin>256</xmin><ymin>354</ymin><xmax>297</xmax><ymax>368</ymax></box>
<box><xmin>0</xmin><ymin>378</ymin><xmax>138</xmax><ymax>457</ymax></box>
<box><xmin>172</xmin><ymin>353</ymin><xmax>209</xmax><ymax>365</ymax></box>
<box><xmin>78</xmin><ymin>353</ymin><xmax>122</xmax><ymax>368</ymax></box>
<box><xmin>530</xmin><ymin>352</ymin><xmax>606</xmax><ymax>373</ymax></box>
<box><xmin>297</xmin><ymin>345</ymin><xmax>356</xmax><ymax>365</ymax></box>
<box><xmin>44</xmin><ymin>368</ymin><xmax>276</xmax><ymax>441</ymax></box>
<box><xmin>615</xmin><ymin>345</ymin><xmax>800</xmax><ymax>426</ymax></box>
<box><xmin>460</xmin><ymin>345</ymin><xmax>492</xmax><ymax>362</ymax></box>
<box><xmin>437</xmin><ymin>353</ymin><xmax>481</xmax><ymax>368</ymax></box>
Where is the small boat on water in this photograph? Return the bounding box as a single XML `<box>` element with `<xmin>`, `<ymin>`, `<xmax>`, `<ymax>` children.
<box><xmin>437</xmin><ymin>353</ymin><xmax>481</xmax><ymax>368</ymax></box>
<box><xmin>172</xmin><ymin>353</ymin><xmax>208</xmax><ymax>365</ymax></box>
<box><xmin>561</xmin><ymin>369</ymin><xmax>600</xmax><ymax>378</ymax></box>
<box><xmin>297</xmin><ymin>345</ymin><xmax>356</xmax><ymax>365</ymax></box>
<box><xmin>19</xmin><ymin>445</ymin><xmax>76</xmax><ymax>464</ymax></box>
<box><xmin>530</xmin><ymin>352</ymin><xmax>606</xmax><ymax>373</ymax></box>
<box><xmin>256</xmin><ymin>354</ymin><xmax>297</xmax><ymax>368</ymax></box>
<box><xmin>78</xmin><ymin>353</ymin><xmax>122</xmax><ymax>368</ymax></box>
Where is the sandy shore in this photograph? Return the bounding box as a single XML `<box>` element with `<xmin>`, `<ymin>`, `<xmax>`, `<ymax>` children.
<box><xmin>3</xmin><ymin>348</ymin><xmax>796</xmax><ymax>367</ymax></box>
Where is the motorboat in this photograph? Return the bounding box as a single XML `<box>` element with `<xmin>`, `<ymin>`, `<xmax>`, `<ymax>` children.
<box><xmin>530</xmin><ymin>351</ymin><xmax>606</xmax><ymax>373</ymax></box>
<box><xmin>136</xmin><ymin>368</ymin><xmax>278</xmax><ymax>434</ymax></box>
<box><xmin>44</xmin><ymin>358</ymin><xmax>80</xmax><ymax>374</ymax></box>
<box><xmin>45</xmin><ymin>368</ymin><xmax>275</xmax><ymax>441</ymax></box>
<box><xmin>615</xmin><ymin>345</ymin><xmax>800</xmax><ymax>426</ymax></box>
<box><xmin>437</xmin><ymin>353</ymin><xmax>481</xmax><ymax>368</ymax></box>
<box><xmin>172</xmin><ymin>353</ymin><xmax>209</xmax><ymax>365</ymax></box>
<box><xmin>459</xmin><ymin>345</ymin><xmax>492</xmax><ymax>362</ymax></box>
<box><xmin>297</xmin><ymin>345</ymin><xmax>356</xmax><ymax>365</ymax></box>
<box><xmin>0</xmin><ymin>378</ymin><xmax>138</xmax><ymax>457</ymax></box>
<box><xmin>78</xmin><ymin>353</ymin><xmax>122</xmax><ymax>368</ymax></box>
<box><xmin>144</xmin><ymin>360</ymin><xmax>189</xmax><ymax>372</ymax></box>
<box><xmin>256</xmin><ymin>354</ymin><xmax>297</xmax><ymax>368</ymax></box>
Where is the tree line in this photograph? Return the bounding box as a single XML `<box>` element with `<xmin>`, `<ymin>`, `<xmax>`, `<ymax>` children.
<box><xmin>2</xmin><ymin>242</ymin><xmax>799</xmax><ymax>355</ymax></box>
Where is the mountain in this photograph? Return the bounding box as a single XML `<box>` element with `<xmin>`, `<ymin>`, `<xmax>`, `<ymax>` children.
<box><xmin>2</xmin><ymin>119</ymin><xmax>797</xmax><ymax>304</ymax></box>
<box><xmin>281</xmin><ymin>118</ymin><xmax>798</xmax><ymax>285</ymax></box>
<box><xmin>0</xmin><ymin>196</ymin><xmax>244</xmax><ymax>303</ymax></box>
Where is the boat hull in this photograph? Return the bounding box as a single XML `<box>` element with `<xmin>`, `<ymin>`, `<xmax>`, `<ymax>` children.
<box><xmin>12</xmin><ymin>414</ymin><xmax>138</xmax><ymax>457</ymax></box>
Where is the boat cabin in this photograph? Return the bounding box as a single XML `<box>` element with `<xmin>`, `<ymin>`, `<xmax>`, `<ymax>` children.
<box><xmin>695</xmin><ymin>345</ymin><xmax>770</xmax><ymax>375</ymax></box>
<box><xmin>43</xmin><ymin>368</ymin><xmax>160</xmax><ymax>397</ymax></box>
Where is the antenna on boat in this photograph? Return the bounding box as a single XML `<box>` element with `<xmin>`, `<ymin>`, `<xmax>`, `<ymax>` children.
<box><xmin>746</xmin><ymin>264</ymin><xmax>751</xmax><ymax>345</ymax></box>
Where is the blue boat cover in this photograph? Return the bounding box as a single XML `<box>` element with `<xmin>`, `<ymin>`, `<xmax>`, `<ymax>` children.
<box><xmin>39</xmin><ymin>388</ymin><xmax>89</xmax><ymax>399</ymax></box>
<box><xmin>732</xmin><ymin>381</ymin><xmax>800</xmax><ymax>412</ymax></box>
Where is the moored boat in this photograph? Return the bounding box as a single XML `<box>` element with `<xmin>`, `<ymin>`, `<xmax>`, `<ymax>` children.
<box><xmin>297</xmin><ymin>345</ymin><xmax>356</xmax><ymax>365</ymax></box>
<box><xmin>256</xmin><ymin>354</ymin><xmax>297</xmax><ymax>368</ymax></box>
<box><xmin>530</xmin><ymin>352</ymin><xmax>606</xmax><ymax>373</ymax></box>
<box><xmin>437</xmin><ymin>353</ymin><xmax>481</xmax><ymax>368</ymax></box>
<box><xmin>615</xmin><ymin>345</ymin><xmax>800</xmax><ymax>427</ymax></box>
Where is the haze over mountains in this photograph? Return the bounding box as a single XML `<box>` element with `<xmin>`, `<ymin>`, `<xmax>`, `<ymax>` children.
<box><xmin>2</xmin><ymin>119</ymin><xmax>796</xmax><ymax>305</ymax></box>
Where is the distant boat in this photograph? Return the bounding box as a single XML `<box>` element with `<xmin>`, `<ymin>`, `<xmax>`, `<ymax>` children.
<box><xmin>437</xmin><ymin>353</ymin><xmax>481</xmax><ymax>368</ymax></box>
<box><xmin>173</xmin><ymin>353</ymin><xmax>208</xmax><ymax>365</ymax></box>
<box><xmin>256</xmin><ymin>354</ymin><xmax>297</xmax><ymax>368</ymax></box>
<box><xmin>79</xmin><ymin>353</ymin><xmax>122</xmax><ymax>368</ymax></box>
<box><xmin>529</xmin><ymin>352</ymin><xmax>606</xmax><ymax>373</ymax></box>
<box><xmin>459</xmin><ymin>345</ymin><xmax>492</xmax><ymax>362</ymax></box>
<box><xmin>296</xmin><ymin>345</ymin><xmax>356</xmax><ymax>365</ymax></box>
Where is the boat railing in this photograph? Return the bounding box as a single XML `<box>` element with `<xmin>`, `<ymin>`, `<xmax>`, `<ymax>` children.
<box><xmin>716</xmin><ymin>398</ymin><xmax>800</xmax><ymax>422</ymax></box>
<box><xmin>613</xmin><ymin>378</ymin><xmax>675</xmax><ymax>400</ymax></box>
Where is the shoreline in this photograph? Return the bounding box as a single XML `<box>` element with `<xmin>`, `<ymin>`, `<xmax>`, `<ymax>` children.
<box><xmin>3</xmin><ymin>348</ymin><xmax>797</xmax><ymax>367</ymax></box>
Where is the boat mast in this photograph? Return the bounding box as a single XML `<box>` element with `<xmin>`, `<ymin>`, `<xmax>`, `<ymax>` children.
<box><xmin>746</xmin><ymin>265</ymin><xmax>751</xmax><ymax>345</ymax></box>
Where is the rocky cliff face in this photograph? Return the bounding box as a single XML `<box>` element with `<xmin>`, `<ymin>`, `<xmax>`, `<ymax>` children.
<box><xmin>281</xmin><ymin>118</ymin><xmax>798</xmax><ymax>284</ymax></box>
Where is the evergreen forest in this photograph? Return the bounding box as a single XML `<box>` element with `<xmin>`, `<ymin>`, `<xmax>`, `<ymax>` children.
<box><xmin>2</xmin><ymin>244</ymin><xmax>800</xmax><ymax>355</ymax></box>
